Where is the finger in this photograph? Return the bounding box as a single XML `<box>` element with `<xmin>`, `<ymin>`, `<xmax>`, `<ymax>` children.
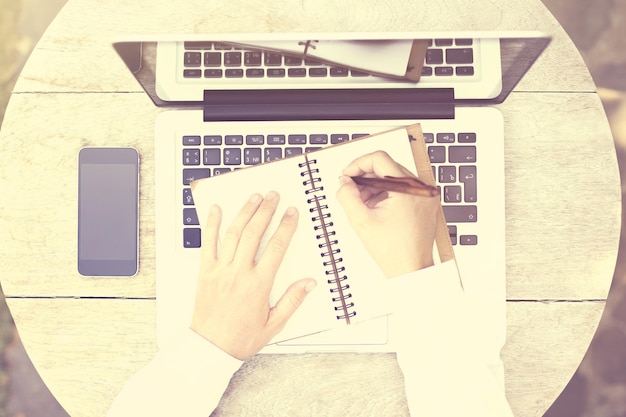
<box><xmin>342</xmin><ymin>150</ymin><xmax>415</xmax><ymax>179</ymax></box>
<box><xmin>267</xmin><ymin>278</ymin><xmax>317</xmax><ymax>332</ymax></box>
<box><xmin>256</xmin><ymin>206</ymin><xmax>299</xmax><ymax>276</ymax></box>
<box><xmin>220</xmin><ymin>193</ymin><xmax>263</xmax><ymax>263</ymax></box>
<box><xmin>235</xmin><ymin>190</ymin><xmax>281</xmax><ymax>264</ymax></box>
<box><xmin>335</xmin><ymin>176</ymin><xmax>370</xmax><ymax>223</ymax></box>
<box><xmin>199</xmin><ymin>204</ymin><xmax>221</xmax><ymax>273</ymax></box>
<box><xmin>365</xmin><ymin>190</ymin><xmax>389</xmax><ymax>208</ymax></box>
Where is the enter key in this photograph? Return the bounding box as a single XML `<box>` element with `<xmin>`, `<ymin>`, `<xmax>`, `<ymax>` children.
<box><xmin>459</xmin><ymin>166</ymin><xmax>477</xmax><ymax>203</ymax></box>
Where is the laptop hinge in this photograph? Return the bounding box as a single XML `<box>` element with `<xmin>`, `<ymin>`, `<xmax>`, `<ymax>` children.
<box><xmin>202</xmin><ymin>88</ymin><xmax>455</xmax><ymax>121</ymax></box>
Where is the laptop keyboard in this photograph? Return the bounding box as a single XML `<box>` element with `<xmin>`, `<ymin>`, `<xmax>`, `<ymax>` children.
<box><xmin>180</xmin><ymin>39</ymin><xmax>477</xmax><ymax>83</ymax></box>
<box><xmin>180</xmin><ymin>128</ymin><xmax>478</xmax><ymax>249</ymax></box>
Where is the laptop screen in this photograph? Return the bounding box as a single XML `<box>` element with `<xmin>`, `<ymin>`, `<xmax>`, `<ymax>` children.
<box><xmin>113</xmin><ymin>32</ymin><xmax>550</xmax><ymax>120</ymax></box>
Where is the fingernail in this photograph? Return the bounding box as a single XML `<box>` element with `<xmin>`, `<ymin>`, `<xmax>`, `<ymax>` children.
<box><xmin>304</xmin><ymin>280</ymin><xmax>317</xmax><ymax>293</ymax></box>
<box><xmin>250</xmin><ymin>193</ymin><xmax>261</xmax><ymax>203</ymax></box>
<box><xmin>209</xmin><ymin>204</ymin><xmax>217</xmax><ymax>215</ymax></box>
<box><xmin>286</xmin><ymin>206</ymin><xmax>297</xmax><ymax>216</ymax></box>
<box><xmin>338</xmin><ymin>175</ymin><xmax>352</xmax><ymax>185</ymax></box>
<box><xmin>265</xmin><ymin>190</ymin><xmax>278</xmax><ymax>201</ymax></box>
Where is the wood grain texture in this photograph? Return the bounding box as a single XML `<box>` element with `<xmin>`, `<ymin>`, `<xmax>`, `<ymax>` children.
<box><xmin>6</xmin><ymin>298</ymin><xmax>606</xmax><ymax>417</ymax></box>
<box><xmin>0</xmin><ymin>0</ymin><xmax>620</xmax><ymax>416</ymax></box>
<box><xmin>0</xmin><ymin>92</ymin><xmax>618</xmax><ymax>299</ymax></box>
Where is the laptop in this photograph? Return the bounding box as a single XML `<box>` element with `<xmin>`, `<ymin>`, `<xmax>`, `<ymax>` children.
<box><xmin>113</xmin><ymin>32</ymin><xmax>549</xmax><ymax>354</ymax></box>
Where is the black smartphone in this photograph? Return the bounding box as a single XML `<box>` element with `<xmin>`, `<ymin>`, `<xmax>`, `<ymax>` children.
<box><xmin>78</xmin><ymin>147</ymin><xmax>139</xmax><ymax>276</ymax></box>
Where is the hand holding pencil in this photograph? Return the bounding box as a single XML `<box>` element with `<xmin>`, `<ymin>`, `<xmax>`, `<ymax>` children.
<box><xmin>336</xmin><ymin>150</ymin><xmax>439</xmax><ymax>278</ymax></box>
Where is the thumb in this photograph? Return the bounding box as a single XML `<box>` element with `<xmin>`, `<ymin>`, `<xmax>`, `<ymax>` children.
<box><xmin>335</xmin><ymin>176</ymin><xmax>369</xmax><ymax>222</ymax></box>
<box><xmin>268</xmin><ymin>278</ymin><xmax>317</xmax><ymax>331</ymax></box>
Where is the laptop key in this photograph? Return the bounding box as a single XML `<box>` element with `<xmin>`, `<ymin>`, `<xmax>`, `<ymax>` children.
<box><xmin>435</xmin><ymin>67</ymin><xmax>454</xmax><ymax>76</ymax></box>
<box><xmin>288</xmin><ymin>68</ymin><xmax>306</xmax><ymax>77</ymax></box>
<box><xmin>309</xmin><ymin>134</ymin><xmax>328</xmax><ymax>144</ymax></box>
<box><xmin>183</xmin><ymin>69</ymin><xmax>202</xmax><ymax>78</ymax></box>
<box><xmin>183</xmin><ymin>228</ymin><xmax>201</xmax><ymax>248</ymax></box>
<box><xmin>224</xmin><ymin>52</ymin><xmax>242</xmax><ymax>66</ymax></box>
<box><xmin>246</xmin><ymin>135</ymin><xmax>264</xmax><ymax>145</ymax></box>
<box><xmin>435</xmin><ymin>39</ymin><xmax>453</xmax><ymax>46</ymax></box>
<box><xmin>264</xmin><ymin>53</ymin><xmax>282</xmax><ymax>66</ymax></box>
<box><xmin>184</xmin><ymin>52</ymin><xmax>202</xmax><ymax>67</ymax></box>
<box><xmin>438</xmin><ymin>166</ymin><xmax>456</xmax><ymax>183</ymax></box>
<box><xmin>204</xmin><ymin>69</ymin><xmax>223</xmax><ymax>78</ymax></box>
<box><xmin>244</xmin><ymin>51</ymin><xmax>262</xmax><ymax>66</ymax></box>
<box><xmin>184</xmin><ymin>41</ymin><xmax>213</xmax><ymax>50</ymax></box>
<box><xmin>267</xmin><ymin>134</ymin><xmax>286</xmax><ymax>145</ymax></box>
<box><xmin>183</xmin><ymin>208</ymin><xmax>200</xmax><ymax>225</ymax></box>
<box><xmin>423</xmin><ymin>133</ymin><xmax>434</xmax><ymax>143</ymax></box>
<box><xmin>225</xmin><ymin>69</ymin><xmax>244</xmax><ymax>78</ymax></box>
<box><xmin>331</xmin><ymin>134</ymin><xmax>349</xmax><ymax>144</ymax></box>
<box><xmin>288</xmin><ymin>134</ymin><xmax>307</xmax><ymax>144</ymax></box>
<box><xmin>203</xmin><ymin>148</ymin><xmax>220</xmax><ymax>165</ymax></box>
<box><xmin>437</xmin><ymin>133</ymin><xmax>455</xmax><ymax>143</ymax></box>
<box><xmin>182</xmin><ymin>135</ymin><xmax>201</xmax><ymax>146</ymax></box>
<box><xmin>213</xmin><ymin>168</ymin><xmax>231</xmax><ymax>176</ymax></box>
<box><xmin>204</xmin><ymin>52</ymin><xmax>221</xmax><ymax>67</ymax></box>
<box><xmin>444</xmin><ymin>186</ymin><xmax>462</xmax><ymax>203</ymax></box>
<box><xmin>267</xmin><ymin>68</ymin><xmax>286</xmax><ymax>77</ymax></box>
<box><xmin>285</xmin><ymin>56</ymin><xmax>303</xmax><ymax>66</ymax></box>
<box><xmin>330</xmin><ymin>67</ymin><xmax>349</xmax><ymax>77</ymax></box>
<box><xmin>285</xmin><ymin>147</ymin><xmax>303</xmax><ymax>156</ymax></box>
<box><xmin>204</xmin><ymin>135</ymin><xmax>222</xmax><ymax>145</ymax></box>
<box><xmin>446</xmin><ymin>48</ymin><xmax>474</xmax><ymax>64</ymax></box>
<box><xmin>225</xmin><ymin>135</ymin><xmax>243</xmax><ymax>145</ymax></box>
<box><xmin>428</xmin><ymin>146</ymin><xmax>446</xmax><ymax>163</ymax></box>
<box><xmin>449</xmin><ymin>146</ymin><xmax>476</xmax><ymax>163</ymax></box>
<box><xmin>448</xmin><ymin>225</ymin><xmax>458</xmax><ymax>245</ymax></box>
<box><xmin>458</xmin><ymin>133</ymin><xmax>476</xmax><ymax>143</ymax></box>
<box><xmin>309</xmin><ymin>68</ymin><xmax>328</xmax><ymax>77</ymax></box>
<box><xmin>459</xmin><ymin>166</ymin><xmax>477</xmax><ymax>202</ymax></box>
<box><xmin>421</xmin><ymin>66</ymin><xmax>433</xmax><ymax>76</ymax></box>
<box><xmin>426</xmin><ymin>49</ymin><xmax>444</xmax><ymax>64</ymax></box>
<box><xmin>460</xmin><ymin>235</ymin><xmax>478</xmax><ymax>245</ymax></box>
<box><xmin>183</xmin><ymin>149</ymin><xmax>200</xmax><ymax>165</ymax></box>
<box><xmin>224</xmin><ymin>148</ymin><xmax>242</xmax><ymax>165</ymax></box>
<box><xmin>246</xmin><ymin>68</ymin><xmax>264</xmax><ymax>78</ymax></box>
<box><xmin>244</xmin><ymin>148</ymin><xmax>262</xmax><ymax>165</ymax></box>
<box><xmin>351</xmin><ymin>133</ymin><xmax>370</xmax><ymax>139</ymax></box>
<box><xmin>456</xmin><ymin>66</ymin><xmax>475</xmax><ymax>76</ymax></box>
<box><xmin>442</xmin><ymin>205</ymin><xmax>477</xmax><ymax>222</ymax></box>
<box><xmin>183</xmin><ymin>168</ymin><xmax>211</xmax><ymax>185</ymax></box>
<box><xmin>183</xmin><ymin>188</ymin><xmax>194</xmax><ymax>205</ymax></box>
<box><xmin>264</xmin><ymin>148</ymin><xmax>283</xmax><ymax>162</ymax></box>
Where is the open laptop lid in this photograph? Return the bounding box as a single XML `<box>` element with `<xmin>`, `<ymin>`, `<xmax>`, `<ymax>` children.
<box><xmin>114</xmin><ymin>32</ymin><xmax>550</xmax><ymax>120</ymax></box>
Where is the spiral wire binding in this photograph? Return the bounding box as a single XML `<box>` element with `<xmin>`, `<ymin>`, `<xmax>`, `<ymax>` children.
<box><xmin>299</xmin><ymin>154</ymin><xmax>356</xmax><ymax>323</ymax></box>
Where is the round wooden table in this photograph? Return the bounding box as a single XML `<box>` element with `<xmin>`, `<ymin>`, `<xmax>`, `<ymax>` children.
<box><xmin>0</xmin><ymin>1</ymin><xmax>620</xmax><ymax>416</ymax></box>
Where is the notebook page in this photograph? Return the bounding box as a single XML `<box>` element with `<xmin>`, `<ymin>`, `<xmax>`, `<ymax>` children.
<box><xmin>191</xmin><ymin>127</ymin><xmax>419</xmax><ymax>343</ymax></box>
<box><xmin>239</xmin><ymin>40</ymin><xmax>414</xmax><ymax>77</ymax></box>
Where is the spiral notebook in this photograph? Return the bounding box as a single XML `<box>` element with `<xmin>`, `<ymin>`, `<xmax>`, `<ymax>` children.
<box><xmin>190</xmin><ymin>124</ymin><xmax>453</xmax><ymax>344</ymax></box>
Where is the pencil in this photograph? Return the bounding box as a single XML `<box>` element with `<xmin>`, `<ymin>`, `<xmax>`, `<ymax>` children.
<box><xmin>350</xmin><ymin>175</ymin><xmax>440</xmax><ymax>198</ymax></box>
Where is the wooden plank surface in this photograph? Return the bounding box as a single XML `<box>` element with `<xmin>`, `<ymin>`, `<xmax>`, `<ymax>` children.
<box><xmin>0</xmin><ymin>0</ymin><xmax>620</xmax><ymax>416</ymax></box>
<box><xmin>0</xmin><ymin>92</ymin><xmax>619</xmax><ymax>300</ymax></box>
<box><xmin>7</xmin><ymin>298</ymin><xmax>606</xmax><ymax>417</ymax></box>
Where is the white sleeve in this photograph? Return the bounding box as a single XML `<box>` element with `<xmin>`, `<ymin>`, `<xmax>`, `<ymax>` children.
<box><xmin>387</xmin><ymin>260</ymin><xmax>514</xmax><ymax>417</ymax></box>
<box><xmin>106</xmin><ymin>328</ymin><xmax>243</xmax><ymax>417</ymax></box>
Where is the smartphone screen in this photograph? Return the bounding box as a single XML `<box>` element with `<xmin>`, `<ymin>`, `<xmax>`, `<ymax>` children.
<box><xmin>78</xmin><ymin>148</ymin><xmax>139</xmax><ymax>276</ymax></box>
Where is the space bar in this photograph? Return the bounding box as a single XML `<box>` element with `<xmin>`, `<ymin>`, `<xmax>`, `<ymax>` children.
<box><xmin>443</xmin><ymin>205</ymin><xmax>477</xmax><ymax>222</ymax></box>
